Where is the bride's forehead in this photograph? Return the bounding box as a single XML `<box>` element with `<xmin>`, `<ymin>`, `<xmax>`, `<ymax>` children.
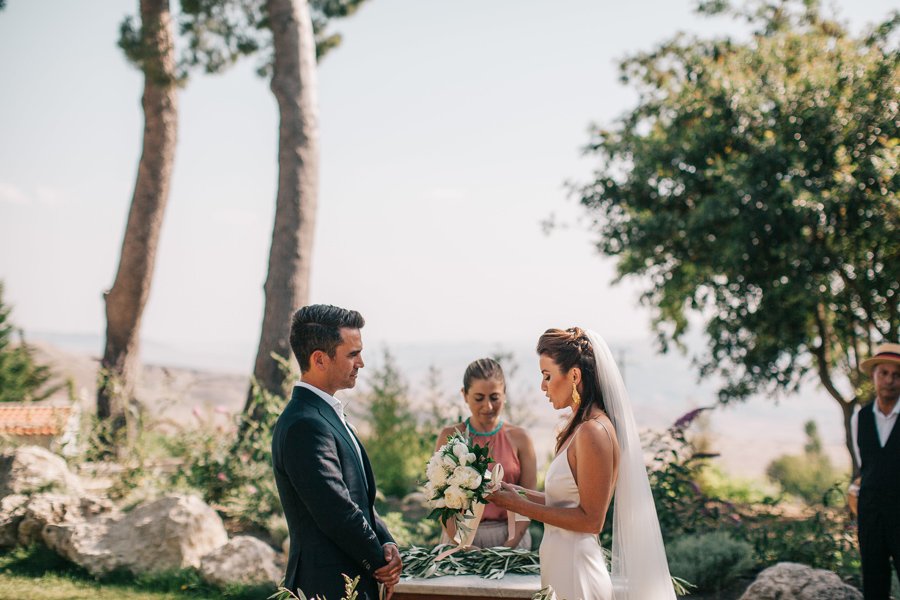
<box><xmin>538</xmin><ymin>354</ymin><xmax>562</xmax><ymax>372</ymax></box>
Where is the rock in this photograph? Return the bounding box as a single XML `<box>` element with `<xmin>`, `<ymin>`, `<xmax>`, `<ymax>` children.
<box><xmin>200</xmin><ymin>535</ymin><xmax>281</xmax><ymax>588</ymax></box>
<box><xmin>17</xmin><ymin>493</ymin><xmax>115</xmax><ymax>546</ymax></box>
<box><xmin>0</xmin><ymin>492</ymin><xmax>113</xmax><ymax>549</ymax></box>
<box><xmin>739</xmin><ymin>562</ymin><xmax>862</xmax><ymax>600</ymax></box>
<box><xmin>45</xmin><ymin>494</ymin><xmax>228</xmax><ymax>576</ymax></box>
<box><xmin>0</xmin><ymin>446</ymin><xmax>83</xmax><ymax>497</ymax></box>
<box><xmin>0</xmin><ymin>494</ymin><xmax>28</xmax><ymax>548</ymax></box>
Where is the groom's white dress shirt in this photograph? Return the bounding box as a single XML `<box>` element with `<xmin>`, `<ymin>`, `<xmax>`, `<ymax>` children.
<box><xmin>296</xmin><ymin>381</ymin><xmax>366</xmax><ymax>475</ymax></box>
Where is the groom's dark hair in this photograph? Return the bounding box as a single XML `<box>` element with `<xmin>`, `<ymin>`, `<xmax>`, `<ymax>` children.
<box><xmin>290</xmin><ymin>304</ymin><xmax>365</xmax><ymax>372</ymax></box>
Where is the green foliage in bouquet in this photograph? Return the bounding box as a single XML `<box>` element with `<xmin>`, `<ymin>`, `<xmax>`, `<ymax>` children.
<box><xmin>667</xmin><ymin>531</ymin><xmax>754</xmax><ymax>592</ymax></box>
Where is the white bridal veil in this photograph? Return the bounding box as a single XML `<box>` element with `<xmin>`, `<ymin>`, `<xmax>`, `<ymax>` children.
<box><xmin>584</xmin><ymin>329</ymin><xmax>676</xmax><ymax>600</ymax></box>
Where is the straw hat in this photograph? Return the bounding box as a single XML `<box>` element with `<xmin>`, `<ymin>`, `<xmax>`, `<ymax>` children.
<box><xmin>860</xmin><ymin>343</ymin><xmax>900</xmax><ymax>375</ymax></box>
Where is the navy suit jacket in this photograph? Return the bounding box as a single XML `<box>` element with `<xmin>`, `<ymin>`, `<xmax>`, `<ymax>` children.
<box><xmin>272</xmin><ymin>385</ymin><xmax>394</xmax><ymax>600</ymax></box>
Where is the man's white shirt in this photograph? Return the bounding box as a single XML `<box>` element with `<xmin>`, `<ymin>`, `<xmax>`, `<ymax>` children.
<box><xmin>295</xmin><ymin>381</ymin><xmax>366</xmax><ymax>479</ymax></box>
<box><xmin>850</xmin><ymin>400</ymin><xmax>900</xmax><ymax>468</ymax></box>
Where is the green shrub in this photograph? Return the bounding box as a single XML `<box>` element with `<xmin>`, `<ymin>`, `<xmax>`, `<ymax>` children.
<box><xmin>639</xmin><ymin>409</ymin><xmax>859</xmax><ymax>585</ymax></box>
<box><xmin>360</xmin><ymin>350</ymin><xmax>431</xmax><ymax>498</ymax></box>
<box><xmin>667</xmin><ymin>531</ymin><xmax>754</xmax><ymax>592</ymax></box>
<box><xmin>697</xmin><ymin>464</ymin><xmax>779</xmax><ymax>505</ymax></box>
<box><xmin>0</xmin><ymin>282</ymin><xmax>63</xmax><ymax>403</ymax></box>
<box><xmin>378</xmin><ymin>511</ymin><xmax>440</xmax><ymax>547</ymax></box>
<box><xmin>645</xmin><ymin>408</ymin><xmax>726</xmax><ymax>540</ymax></box>
<box><xmin>165</xmin><ymin>378</ymin><xmax>287</xmax><ymax>537</ymax></box>
<box><xmin>740</xmin><ymin>508</ymin><xmax>860</xmax><ymax>584</ymax></box>
<box><xmin>766</xmin><ymin>421</ymin><xmax>848</xmax><ymax>505</ymax></box>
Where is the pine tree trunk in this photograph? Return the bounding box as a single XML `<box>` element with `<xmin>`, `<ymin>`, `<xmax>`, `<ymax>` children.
<box><xmin>98</xmin><ymin>0</ymin><xmax>178</xmax><ymax>447</ymax></box>
<box><xmin>244</xmin><ymin>0</ymin><xmax>319</xmax><ymax>418</ymax></box>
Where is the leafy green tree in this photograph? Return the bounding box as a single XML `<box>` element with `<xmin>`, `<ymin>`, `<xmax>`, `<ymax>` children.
<box><xmin>766</xmin><ymin>420</ymin><xmax>846</xmax><ymax>504</ymax></box>
<box><xmin>361</xmin><ymin>350</ymin><xmax>431</xmax><ymax>498</ymax></box>
<box><xmin>419</xmin><ymin>364</ymin><xmax>460</xmax><ymax>449</ymax></box>
<box><xmin>575</xmin><ymin>0</ymin><xmax>899</xmax><ymax>474</ymax></box>
<box><xmin>0</xmin><ymin>283</ymin><xmax>62</xmax><ymax>403</ymax></box>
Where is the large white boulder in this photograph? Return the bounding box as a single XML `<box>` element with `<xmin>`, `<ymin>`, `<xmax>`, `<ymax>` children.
<box><xmin>44</xmin><ymin>494</ymin><xmax>228</xmax><ymax>576</ymax></box>
<box><xmin>0</xmin><ymin>494</ymin><xmax>28</xmax><ymax>548</ymax></box>
<box><xmin>739</xmin><ymin>562</ymin><xmax>862</xmax><ymax>600</ymax></box>
<box><xmin>0</xmin><ymin>446</ymin><xmax>83</xmax><ymax>497</ymax></box>
<box><xmin>0</xmin><ymin>492</ymin><xmax>114</xmax><ymax>549</ymax></box>
<box><xmin>200</xmin><ymin>535</ymin><xmax>281</xmax><ymax>588</ymax></box>
<box><xmin>17</xmin><ymin>493</ymin><xmax>115</xmax><ymax>546</ymax></box>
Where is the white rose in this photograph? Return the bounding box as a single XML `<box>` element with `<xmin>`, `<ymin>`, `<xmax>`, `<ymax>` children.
<box><xmin>448</xmin><ymin>466</ymin><xmax>482</xmax><ymax>490</ymax></box>
<box><xmin>432</xmin><ymin>497</ymin><xmax>447</xmax><ymax>508</ymax></box>
<box><xmin>447</xmin><ymin>466</ymin><xmax>466</xmax><ymax>488</ymax></box>
<box><xmin>426</xmin><ymin>460</ymin><xmax>448</xmax><ymax>487</ymax></box>
<box><xmin>452</xmin><ymin>443</ymin><xmax>470</xmax><ymax>465</ymax></box>
<box><xmin>442</xmin><ymin>454</ymin><xmax>457</xmax><ymax>470</ymax></box>
<box><xmin>443</xmin><ymin>485</ymin><xmax>469</xmax><ymax>510</ymax></box>
<box><xmin>466</xmin><ymin>452</ymin><xmax>476</xmax><ymax>464</ymax></box>
<box><xmin>423</xmin><ymin>481</ymin><xmax>437</xmax><ymax>499</ymax></box>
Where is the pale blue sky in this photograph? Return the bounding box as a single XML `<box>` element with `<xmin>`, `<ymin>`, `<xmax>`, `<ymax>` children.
<box><xmin>2</xmin><ymin>0</ymin><xmax>895</xmax><ymax>476</ymax></box>
<box><xmin>0</xmin><ymin>0</ymin><xmax>895</xmax><ymax>354</ymax></box>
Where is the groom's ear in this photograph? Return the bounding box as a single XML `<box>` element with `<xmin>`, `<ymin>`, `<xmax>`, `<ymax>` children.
<box><xmin>310</xmin><ymin>349</ymin><xmax>328</xmax><ymax>371</ymax></box>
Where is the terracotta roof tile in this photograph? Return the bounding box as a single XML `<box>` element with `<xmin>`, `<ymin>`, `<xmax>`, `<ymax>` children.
<box><xmin>0</xmin><ymin>405</ymin><xmax>74</xmax><ymax>436</ymax></box>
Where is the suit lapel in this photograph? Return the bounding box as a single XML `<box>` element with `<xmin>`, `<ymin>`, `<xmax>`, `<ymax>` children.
<box><xmin>295</xmin><ymin>387</ymin><xmax>369</xmax><ymax>489</ymax></box>
<box><xmin>351</xmin><ymin>427</ymin><xmax>377</xmax><ymax>504</ymax></box>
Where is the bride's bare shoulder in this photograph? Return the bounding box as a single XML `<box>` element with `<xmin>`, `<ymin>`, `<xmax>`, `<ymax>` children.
<box><xmin>576</xmin><ymin>414</ymin><xmax>618</xmax><ymax>449</ymax></box>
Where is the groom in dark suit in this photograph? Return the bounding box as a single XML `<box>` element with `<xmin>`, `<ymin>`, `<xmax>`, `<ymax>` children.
<box><xmin>272</xmin><ymin>304</ymin><xmax>401</xmax><ymax>600</ymax></box>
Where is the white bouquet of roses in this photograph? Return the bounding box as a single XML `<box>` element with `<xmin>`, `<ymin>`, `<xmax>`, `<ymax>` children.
<box><xmin>424</xmin><ymin>430</ymin><xmax>503</xmax><ymax>546</ymax></box>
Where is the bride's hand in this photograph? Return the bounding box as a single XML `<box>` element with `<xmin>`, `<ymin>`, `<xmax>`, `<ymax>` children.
<box><xmin>485</xmin><ymin>487</ymin><xmax>520</xmax><ymax>510</ymax></box>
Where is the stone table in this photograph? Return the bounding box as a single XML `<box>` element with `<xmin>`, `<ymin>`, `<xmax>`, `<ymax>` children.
<box><xmin>393</xmin><ymin>574</ymin><xmax>542</xmax><ymax>600</ymax></box>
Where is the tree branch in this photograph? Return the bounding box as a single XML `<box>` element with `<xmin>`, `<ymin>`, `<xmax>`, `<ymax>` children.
<box><xmin>813</xmin><ymin>303</ymin><xmax>848</xmax><ymax>406</ymax></box>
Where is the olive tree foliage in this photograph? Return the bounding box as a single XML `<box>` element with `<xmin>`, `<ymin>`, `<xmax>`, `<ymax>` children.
<box><xmin>575</xmin><ymin>0</ymin><xmax>899</xmax><ymax>474</ymax></box>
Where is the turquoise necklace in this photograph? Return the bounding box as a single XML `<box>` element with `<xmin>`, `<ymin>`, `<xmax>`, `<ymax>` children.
<box><xmin>465</xmin><ymin>417</ymin><xmax>503</xmax><ymax>437</ymax></box>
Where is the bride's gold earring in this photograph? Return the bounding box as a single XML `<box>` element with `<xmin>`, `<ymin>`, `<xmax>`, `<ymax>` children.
<box><xmin>572</xmin><ymin>384</ymin><xmax>581</xmax><ymax>408</ymax></box>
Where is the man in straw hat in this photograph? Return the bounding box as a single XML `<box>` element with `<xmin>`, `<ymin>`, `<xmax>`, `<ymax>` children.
<box><xmin>851</xmin><ymin>343</ymin><xmax>900</xmax><ymax>599</ymax></box>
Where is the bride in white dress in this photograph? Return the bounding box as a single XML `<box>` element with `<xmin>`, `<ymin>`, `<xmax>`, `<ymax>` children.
<box><xmin>487</xmin><ymin>328</ymin><xmax>675</xmax><ymax>600</ymax></box>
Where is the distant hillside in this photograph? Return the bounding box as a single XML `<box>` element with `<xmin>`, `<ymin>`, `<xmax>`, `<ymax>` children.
<box><xmin>24</xmin><ymin>330</ymin><xmax>852</xmax><ymax>479</ymax></box>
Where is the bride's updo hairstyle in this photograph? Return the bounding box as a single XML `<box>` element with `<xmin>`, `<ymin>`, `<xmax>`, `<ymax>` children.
<box><xmin>537</xmin><ymin>327</ymin><xmax>606</xmax><ymax>452</ymax></box>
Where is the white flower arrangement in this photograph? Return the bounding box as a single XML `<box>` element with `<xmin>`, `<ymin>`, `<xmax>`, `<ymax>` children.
<box><xmin>424</xmin><ymin>430</ymin><xmax>500</xmax><ymax>540</ymax></box>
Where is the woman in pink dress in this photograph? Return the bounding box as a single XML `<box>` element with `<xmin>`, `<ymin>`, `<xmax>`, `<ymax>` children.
<box><xmin>435</xmin><ymin>358</ymin><xmax>537</xmax><ymax>548</ymax></box>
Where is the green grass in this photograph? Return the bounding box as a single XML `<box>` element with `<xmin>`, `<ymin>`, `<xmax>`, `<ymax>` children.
<box><xmin>0</xmin><ymin>546</ymin><xmax>274</xmax><ymax>600</ymax></box>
